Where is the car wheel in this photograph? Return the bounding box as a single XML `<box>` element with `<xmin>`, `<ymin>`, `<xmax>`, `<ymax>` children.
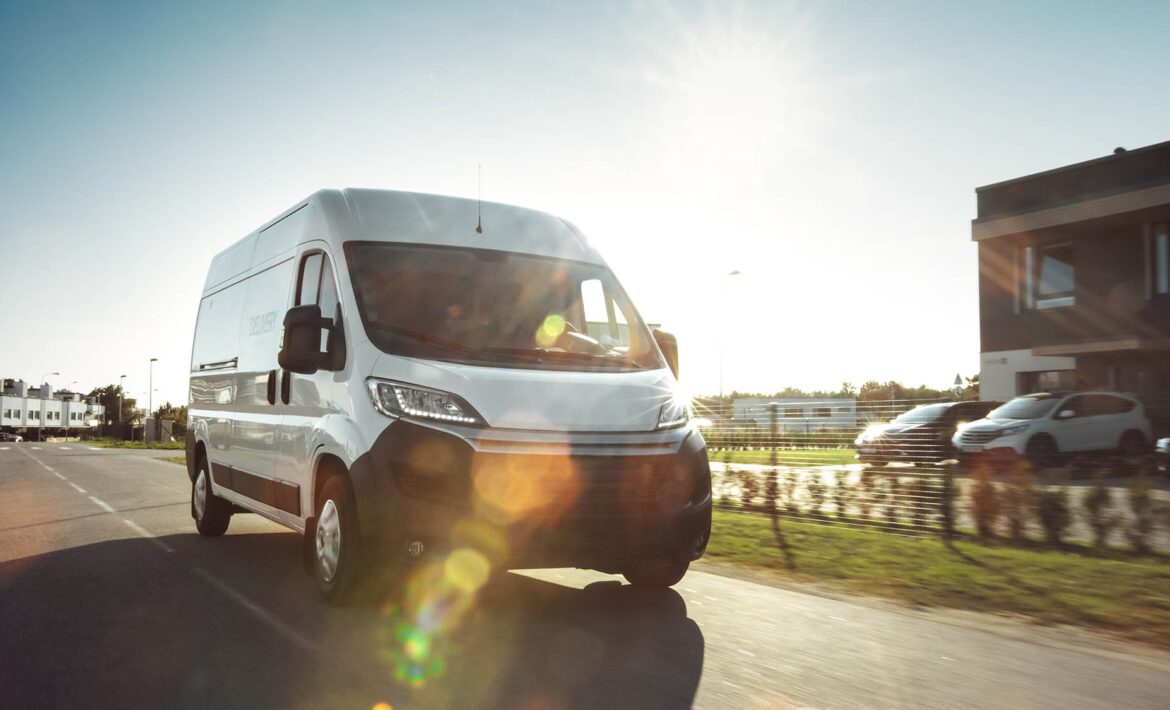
<box><xmin>623</xmin><ymin>558</ymin><xmax>689</xmax><ymax>588</ymax></box>
<box><xmin>192</xmin><ymin>454</ymin><xmax>231</xmax><ymax>536</ymax></box>
<box><xmin>313</xmin><ymin>475</ymin><xmax>365</xmax><ymax>603</ymax></box>
<box><xmin>1025</xmin><ymin>436</ymin><xmax>1058</xmax><ymax>471</ymax></box>
<box><xmin>1118</xmin><ymin>431</ymin><xmax>1148</xmax><ymax>471</ymax></box>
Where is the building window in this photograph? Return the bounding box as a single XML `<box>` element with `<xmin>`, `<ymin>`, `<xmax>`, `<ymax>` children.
<box><xmin>1153</xmin><ymin>223</ymin><xmax>1169</xmax><ymax>296</ymax></box>
<box><xmin>814</xmin><ymin>407</ymin><xmax>832</xmax><ymax>418</ymax></box>
<box><xmin>1018</xmin><ymin>369</ymin><xmax>1076</xmax><ymax>394</ymax></box>
<box><xmin>1036</xmin><ymin>243</ymin><xmax>1075</xmax><ymax>309</ymax></box>
<box><xmin>783</xmin><ymin>408</ymin><xmax>803</xmax><ymax>418</ymax></box>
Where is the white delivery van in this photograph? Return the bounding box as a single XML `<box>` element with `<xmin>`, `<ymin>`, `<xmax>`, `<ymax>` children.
<box><xmin>187</xmin><ymin>189</ymin><xmax>712</xmax><ymax>601</ymax></box>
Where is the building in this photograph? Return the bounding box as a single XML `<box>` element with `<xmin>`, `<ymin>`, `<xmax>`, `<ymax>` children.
<box><xmin>732</xmin><ymin>397</ymin><xmax>858</xmax><ymax>432</ymax></box>
<box><xmin>972</xmin><ymin>140</ymin><xmax>1170</xmax><ymax>426</ymax></box>
<box><xmin>0</xmin><ymin>380</ymin><xmax>105</xmax><ymax>434</ymax></box>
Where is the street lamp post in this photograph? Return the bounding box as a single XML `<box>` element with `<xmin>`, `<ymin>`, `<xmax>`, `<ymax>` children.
<box><xmin>37</xmin><ymin>371</ymin><xmax>58</xmax><ymax>443</ymax></box>
<box><xmin>148</xmin><ymin>358</ymin><xmax>158</xmax><ymax>443</ymax></box>
<box><xmin>118</xmin><ymin>374</ymin><xmax>127</xmax><ymax>428</ymax></box>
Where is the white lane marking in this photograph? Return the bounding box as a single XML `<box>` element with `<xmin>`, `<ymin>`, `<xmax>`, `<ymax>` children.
<box><xmin>88</xmin><ymin>447</ymin><xmax>104</xmax><ymax>451</ymax></box>
<box><xmin>69</xmin><ymin>482</ymin><xmax>87</xmax><ymax>494</ymax></box>
<box><xmin>123</xmin><ymin>519</ymin><xmax>175</xmax><ymax>553</ymax></box>
<box><xmin>193</xmin><ymin>568</ymin><xmax>318</xmax><ymax>653</ymax></box>
<box><xmin>52</xmin><ymin>471</ymin><xmax>67</xmax><ymax>481</ymax></box>
<box><xmin>88</xmin><ymin>496</ymin><xmax>117</xmax><ymax>514</ymax></box>
<box><xmin>30</xmin><ymin>446</ymin><xmax>41</xmax><ymax>450</ymax></box>
<box><xmin>0</xmin><ymin>446</ymin><xmax>9</xmax><ymax>451</ymax></box>
<box><xmin>57</xmin><ymin>446</ymin><xmax>71</xmax><ymax>450</ymax></box>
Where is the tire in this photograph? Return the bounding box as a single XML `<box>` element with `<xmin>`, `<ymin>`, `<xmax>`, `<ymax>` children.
<box><xmin>312</xmin><ymin>475</ymin><xmax>365</xmax><ymax>603</ymax></box>
<box><xmin>192</xmin><ymin>454</ymin><xmax>231</xmax><ymax>536</ymax></box>
<box><xmin>623</xmin><ymin>559</ymin><xmax>689</xmax><ymax>588</ymax></box>
<box><xmin>1025</xmin><ymin>436</ymin><xmax>1058</xmax><ymax>471</ymax></box>
<box><xmin>1117</xmin><ymin>431</ymin><xmax>1147</xmax><ymax>471</ymax></box>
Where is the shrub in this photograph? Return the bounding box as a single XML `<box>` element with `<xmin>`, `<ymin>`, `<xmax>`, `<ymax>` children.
<box><xmin>737</xmin><ymin>469</ymin><xmax>758</xmax><ymax>509</ymax></box>
<box><xmin>885</xmin><ymin>475</ymin><xmax>901</xmax><ymax>527</ymax></box>
<box><xmin>1127</xmin><ymin>467</ymin><xmax>1156</xmax><ymax>553</ymax></box>
<box><xmin>781</xmin><ymin>471</ymin><xmax>799</xmax><ymax>515</ymax></box>
<box><xmin>858</xmin><ymin>470</ymin><xmax>876</xmax><ymax>520</ymax></box>
<box><xmin>833</xmin><ymin>468</ymin><xmax>852</xmax><ymax>519</ymax></box>
<box><xmin>970</xmin><ymin>465</ymin><xmax>1000</xmax><ymax>538</ymax></box>
<box><xmin>1035</xmin><ymin>487</ymin><xmax>1071</xmax><ymax>545</ymax></box>
<box><xmin>806</xmin><ymin>473</ymin><xmax>826</xmax><ymax>517</ymax></box>
<box><xmin>1082</xmin><ymin>470</ymin><xmax>1117</xmax><ymax>551</ymax></box>
<box><xmin>1000</xmin><ymin>460</ymin><xmax>1035</xmax><ymax>542</ymax></box>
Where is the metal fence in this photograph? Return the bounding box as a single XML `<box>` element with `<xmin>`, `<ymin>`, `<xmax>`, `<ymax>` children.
<box><xmin>697</xmin><ymin>397</ymin><xmax>1170</xmax><ymax>551</ymax></box>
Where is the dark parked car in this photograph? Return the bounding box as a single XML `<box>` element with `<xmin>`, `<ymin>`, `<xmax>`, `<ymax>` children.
<box><xmin>855</xmin><ymin>401</ymin><xmax>1000</xmax><ymax>465</ymax></box>
<box><xmin>0</xmin><ymin>432</ymin><xmax>24</xmax><ymax>442</ymax></box>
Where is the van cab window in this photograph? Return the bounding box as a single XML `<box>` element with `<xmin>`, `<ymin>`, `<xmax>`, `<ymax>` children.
<box><xmin>346</xmin><ymin>242</ymin><xmax>664</xmax><ymax>372</ymax></box>
<box><xmin>296</xmin><ymin>252</ymin><xmax>342</xmax><ymax>353</ymax></box>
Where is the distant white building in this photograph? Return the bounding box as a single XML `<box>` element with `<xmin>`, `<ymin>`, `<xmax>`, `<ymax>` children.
<box><xmin>732</xmin><ymin>397</ymin><xmax>858</xmax><ymax>432</ymax></box>
<box><xmin>0</xmin><ymin>379</ymin><xmax>105</xmax><ymax>432</ymax></box>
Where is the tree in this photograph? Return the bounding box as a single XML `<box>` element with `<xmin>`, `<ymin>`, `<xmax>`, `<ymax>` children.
<box><xmin>154</xmin><ymin>402</ymin><xmax>188</xmax><ymax>429</ymax></box>
<box><xmin>87</xmin><ymin>385</ymin><xmax>138</xmax><ymax>424</ymax></box>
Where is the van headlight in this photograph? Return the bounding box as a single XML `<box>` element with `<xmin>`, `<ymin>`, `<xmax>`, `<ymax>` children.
<box><xmin>366</xmin><ymin>378</ymin><xmax>485</xmax><ymax>426</ymax></box>
<box><xmin>656</xmin><ymin>396</ymin><xmax>691</xmax><ymax>430</ymax></box>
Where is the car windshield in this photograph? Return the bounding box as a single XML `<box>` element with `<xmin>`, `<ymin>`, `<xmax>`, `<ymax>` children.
<box><xmin>989</xmin><ymin>395</ymin><xmax>1061</xmax><ymax>420</ymax></box>
<box><xmin>346</xmin><ymin>242</ymin><xmax>664</xmax><ymax>371</ymax></box>
<box><xmin>892</xmin><ymin>403</ymin><xmax>949</xmax><ymax>424</ymax></box>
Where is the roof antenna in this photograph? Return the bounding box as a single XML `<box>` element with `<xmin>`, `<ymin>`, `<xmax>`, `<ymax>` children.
<box><xmin>475</xmin><ymin>163</ymin><xmax>483</xmax><ymax>234</ymax></box>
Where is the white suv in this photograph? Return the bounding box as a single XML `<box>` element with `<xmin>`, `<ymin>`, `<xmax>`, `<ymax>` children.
<box><xmin>953</xmin><ymin>391</ymin><xmax>1151</xmax><ymax>467</ymax></box>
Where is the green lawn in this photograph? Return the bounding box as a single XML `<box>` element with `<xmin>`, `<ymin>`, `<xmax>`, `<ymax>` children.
<box><xmin>711</xmin><ymin>448</ymin><xmax>857</xmax><ymax>466</ymax></box>
<box><xmin>705</xmin><ymin>509</ymin><xmax>1170</xmax><ymax>648</ymax></box>
<box><xmin>89</xmin><ymin>438</ymin><xmax>185</xmax><ymax>450</ymax></box>
<box><xmin>162</xmin><ymin>456</ymin><xmax>187</xmax><ymax>466</ymax></box>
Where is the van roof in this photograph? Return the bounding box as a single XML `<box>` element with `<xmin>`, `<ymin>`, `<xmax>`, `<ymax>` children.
<box><xmin>203</xmin><ymin>189</ymin><xmax>604</xmax><ymax>293</ymax></box>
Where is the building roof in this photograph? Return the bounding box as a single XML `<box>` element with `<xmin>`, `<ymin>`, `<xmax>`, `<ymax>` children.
<box><xmin>974</xmin><ymin>139</ymin><xmax>1170</xmax><ymax>221</ymax></box>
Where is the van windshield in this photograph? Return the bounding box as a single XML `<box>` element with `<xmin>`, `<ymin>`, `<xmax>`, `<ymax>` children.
<box><xmin>346</xmin><ymin>242</ymin><xmax>664</xmax><ymax>371</ymax></box>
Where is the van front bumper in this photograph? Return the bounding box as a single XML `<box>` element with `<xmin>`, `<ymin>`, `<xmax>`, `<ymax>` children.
<box><xmin>349</xmin><ymin>419</ymin><xmax>712</xmax><ymax>573</ymax></box>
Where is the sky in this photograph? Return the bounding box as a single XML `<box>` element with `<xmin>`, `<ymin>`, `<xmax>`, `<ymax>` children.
<box><xmin>2</xmin><ymin>0</ymin><xmax>1169</xmax><ymax>408</ymax></box>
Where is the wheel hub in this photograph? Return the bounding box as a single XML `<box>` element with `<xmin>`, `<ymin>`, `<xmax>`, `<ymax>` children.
<box><xmin>193</xmin><ymin>469</ymin><xmax>208</xmax><ymax>520</ymax></box>
<box><xmin>316</xmin><ymin>499</ymin><xmax>341</xmax><ymax>583</ymax></box>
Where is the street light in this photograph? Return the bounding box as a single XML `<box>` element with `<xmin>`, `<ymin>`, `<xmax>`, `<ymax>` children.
<box><xmin>148</xmin><ymin>358</ymin><xmax>158</xmax><ymax>442</ymax></box>
<box><xmin>66</xmin><ymin>381</ymin><xmax>78</xmax><ymax>442</ymax></box>
<box><xmin>37</xmin><ymin>372</ymin><xmax>58</xmax><ymax>442</ymax></box>
<box><xmin>118</xmin><ymin>374</ymin><xmax>127</xmax><ymax>428</ymax></box>
<box><xmin>718</xmin><ymin>270</ymin><xmax>741</xmax><ymax>411</ymax></box>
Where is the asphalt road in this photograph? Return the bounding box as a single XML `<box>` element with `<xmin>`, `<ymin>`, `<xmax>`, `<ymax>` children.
<box><xmin>2</xmin><ymin>444</ymin><xmax>1169</xmax><ymax>709</ymax></box>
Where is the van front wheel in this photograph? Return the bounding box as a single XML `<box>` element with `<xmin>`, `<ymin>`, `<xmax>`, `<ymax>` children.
<box><xmin>313</xmin><ymin>476</ymin><xmax>365</xmax><ymax>603</ymax></box>
<box><xmin>192</xmin><ymin>455</ymin><xmax>231</xmax><ymax>536</ymax></box>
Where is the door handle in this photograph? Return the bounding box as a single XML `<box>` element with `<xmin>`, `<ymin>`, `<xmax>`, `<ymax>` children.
<box><xmin>281</xmin><ymin>369</ymin><xmax>291</xmax><ymax>405</ymax></box>
<box><xmin>266</xmin><ymin>369</ymin><xmax>277</xmax><ymax>405</ymax></box>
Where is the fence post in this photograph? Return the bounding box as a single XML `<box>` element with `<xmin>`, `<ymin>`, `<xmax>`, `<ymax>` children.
<box><xmin>942</xmin><ymin>466</ymin><xmax>955</xmax><ymax>541</ymax></box>
<box><xmin>766</xmin><ymin>402</ymin><xmax>779</xmax><ymax>515</ymax></box>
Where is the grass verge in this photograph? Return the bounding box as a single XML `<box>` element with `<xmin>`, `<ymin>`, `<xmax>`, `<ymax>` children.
<box><xmin>162</xmin><ymin>456</ymin><xmax>187</xmax><ymax>465</ymax></box>
<box><xmin>706</xmin><ymin>509</ymin><xmax>1170</xmax><ymax>648</ymax></box>
<box><xmin>712</xmin><ymin>448</ymin><xmax>857</xmax><ymax>466</ymax></box>
<box><xmin>89</xmin><ymin>438</ymin><xmax>185</xmax><ymax>450</ymax></box>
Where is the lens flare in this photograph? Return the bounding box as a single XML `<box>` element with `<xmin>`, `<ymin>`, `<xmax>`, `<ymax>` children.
<box><xmin>535</xmin><ymin>313</ymin><xmax>565</xmax><ymax>347</ymax></box>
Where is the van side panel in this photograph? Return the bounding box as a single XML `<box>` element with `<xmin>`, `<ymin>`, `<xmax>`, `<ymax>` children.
<box><xmin>189</xmin><ymin>279</ymin><xmax>247</xmax><ymax>473</ymax></box>
<box><xmin>229</xmin><ymin>258</ymin><xmax>295</xmax><ymax>481</ymax></box>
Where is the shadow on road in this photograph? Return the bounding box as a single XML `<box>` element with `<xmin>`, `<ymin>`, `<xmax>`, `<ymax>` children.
<box><xmin>0</xmin><ymin>530</ymin><xmax>704</xmax><ymax>709</ymax></box>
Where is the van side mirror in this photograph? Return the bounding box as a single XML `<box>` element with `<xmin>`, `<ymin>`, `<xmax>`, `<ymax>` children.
<box><xmin>652</xmin><ymin>329</ymin><xmax>679</xmax><ymax>379</ymax></box>
<box><xmin>278</xmin><ymin>304</ymin><xmax>333</xmax><ymax>374</ymax></box>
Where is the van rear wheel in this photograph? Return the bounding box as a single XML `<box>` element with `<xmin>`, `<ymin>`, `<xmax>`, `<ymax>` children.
<box><xmin>623</xmin><ymin>559</ymin><xmax>689</xmax><ymax>588</ymax></box>
<box><xmin>313</xmin><ymin>475</ymin><xmax>365</xmax><ymax>603</ymax></box>
<box><xmin>192</xmin><ymin>454</ymin><xmax>231</xmax><ymax>536</ymax></box>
